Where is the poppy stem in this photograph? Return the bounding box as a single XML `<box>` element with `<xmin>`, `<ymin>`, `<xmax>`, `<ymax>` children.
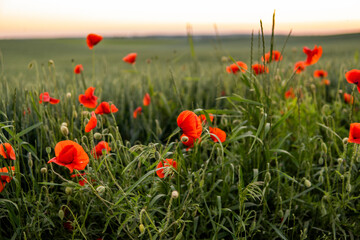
<box><xmin>350</xmin><ymin>85</ymin><xmax>356</xmax><ymax>123</ymax></box>
<box><xmin>80</xmin><ymin>71</ymin><xmax>87</xmax><ymax>90</ymax></box>
<box><xmin>92</xmin><ymin>49</ymin><xmax>95</xmax><ymax>82</ymax></box>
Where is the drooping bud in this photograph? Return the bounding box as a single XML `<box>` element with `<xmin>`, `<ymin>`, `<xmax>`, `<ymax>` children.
<box><xmin>61</xmin><ymin>125</ymin><xmax>69</xmax><ymax>136</ymax></box>
<box><xmin>66</xmin><ymin>92</ymin><xmax>71</xmax><ymax>98</ymax></box>
<box><xmin>96</xmin><ymin>186</ymin><xmax>105</xmax><ymax>194</ymax></box>
<box><xmin>58</xmin><ymin>209</ymin><xmax>64</xmax><ymax>220</ymax></box>
<box><xmin>139</xmin><ymin>224</ymin><xmax>145</xmax><ymax>234</ymax></box>
<box><xmin>171</xmin><ymin>190</ymin><xmax>179</xmax><ymax>199</ymax></box>
<box><xmin>304</xmin><ymin>179</ymin><xmax>312</xmax><ymax>188</ymax></box>
<box><xmin>94</xmin><ymin>133</ymin><xmax>102</xmax><ymax>140</ymax></box>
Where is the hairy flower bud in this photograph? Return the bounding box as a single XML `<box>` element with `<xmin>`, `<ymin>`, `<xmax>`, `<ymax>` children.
<box><xmin>65</xmin><ymin>187</ymin><xmax>73</xmax><ymax>195</ymax></box>
<box><xmin>171</xmin><ymin>190</ymin><xmax>179</xmax><ymax>199</ymax></box>
<box><xmin>61</xmin><ymin>125</ymin><xmax>69</xmax><ymax>136</ymax></box>
<box><xmin>94</xmin><ymin>132</ymin><xmax>102</xmax><ymax>140</ymax></box>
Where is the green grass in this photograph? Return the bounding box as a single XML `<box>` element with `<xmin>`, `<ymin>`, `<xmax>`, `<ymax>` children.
<box><xmin>0</xmin><ymin>30</ymin><xmax>360</xmax><ymax>239</ymax></box>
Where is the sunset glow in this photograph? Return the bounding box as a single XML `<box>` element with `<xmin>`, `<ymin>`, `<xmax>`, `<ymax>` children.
<box><xmin>0</xmin><ymin>0</ymin><xmax>360</xmax><ymax>38</ymax></box>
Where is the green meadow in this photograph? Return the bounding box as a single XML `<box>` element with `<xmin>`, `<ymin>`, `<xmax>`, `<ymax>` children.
<box><xmin>0</xmin><ymin>29</ymin><xmax>360</xmax><ymax>239</ymax></box>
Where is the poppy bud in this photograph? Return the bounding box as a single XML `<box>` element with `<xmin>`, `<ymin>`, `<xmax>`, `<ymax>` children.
<box><xmin>304</xmin><ymin>179</ymin><xmax>312</xmax><ymax>188</ymax></box>
<box><xmin>65</xmin><ymin>187</ymin><xmax>73</xmax><ymax>195</ymax></box>
<box><xmin>139</xmin><ymin>224</ymin><xmax>145</xmax><ymax>234</ymax></box>
<box><xmin>73</xmin><ymin>110</ymin><xmax>78</xmax><ymax>119</ymax></box>
<box><xmin>61</xmin><ymin>122</ymin><xmax>68</xmax><ymax>127</ymax></box>
<box><xmin>48</xmin><ymin>59</ymin><xmax>54</xmax><ymax>66</ymax></box>
<box><xmin>66</xmin><ymin>92</ymin><xmax>71</xmax><ymax>98</ymax></box>
<box><xmin>318</xmin><ymin>157</ymin><xmax>323</xmax><ymax>165</ymax></box>
<box><xmin>343</xmin><ymin>137</ymin><xmax>349</xmax><ymax>145</ymax></box>
<box><xmin>94</xmin><ymin>133</ymin><xmax>102</xmax><ymax>140</ymax></box>
<box><xmin>171</xmin><ymin>190</ymin><xmax>179</xmax><ymax>199</ymax></box>
<box><xmin>96</xmin><ymin>186</ymin><xmax>105</xmax><ymax>194</ymax></box>
<box><xmin>46</xmin><ymin>147</ymin><xmax>52</xmax><ymax>154</ymax></box>
<box><xmin>58</xmin><ymin>209</ymin><xmax>64</xmax><ymax>220</ymax></box>
<box><xmin>337</xmin><ymin>158</ymin><xmax>343</xmax><ymax>164</ymax></box>
<box><xmin>40</xmin><ymin>167</ymin><xmax>47</xmax><ymax>174</ymax></box>
<box><xmin>318</xmin><ymin>175</ymin><xmax>324</xmax><ymax>184</ymax></box>
<box><xmin>264</xmin><ymin>172</ymin><xmax>271</xmax><ymax>183</ymax></box>
<box><xmin>61</xmin><ymin>126</ymin><xmax>69</xmax><ymax>136</ymax></box>
<box><xmin>321</xmin><ymin>142</ymin><xmax>327</xmax><ymax>154</ymax></box>
<box><xmin>346</xmin><ymin>183</ymin><xmax>352</xmax><ymax>192</ymax></box>
<box><xmin>28</xmin><ymin>152</ymin><xmax>33</xmax><ymax>168</ymax></box>
<box><xmin>278</xmin><ymin>210</ymin><xmax>284</xmax><ymax>218</ymax></box>
<box><xmin>181</xmin><ymin>135</ymin><xmax>189</xmax><ymax>143</ymax></box>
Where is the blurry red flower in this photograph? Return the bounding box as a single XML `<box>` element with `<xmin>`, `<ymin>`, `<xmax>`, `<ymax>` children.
<box><xmin>71</xmin><ymin>173</ymin><xmax>88</xmax><ymax>186</ymax></box>
<box><xmin>39</xmin><ymin>92</ymin><xmax>60</xmax><ymax>104</ymax></box>
<box><xmin>63</xmin><ymin>221</ymin><xmax>73</xmax><ymax>232</ymax></box>
<box><xmin>180</xmin><ymin>134</ymin><xmax>195</xmax><ymax>148</ymax></box>
<box><xmin>123</xmin><ymin>53</ymin><xmax>137</xmax><ymax>64</ymax></box>
<box><xmin>348</xmin><ymin>123</ymin><xmax>360</xmax><ymax>144</ymax></box>
<box><xmin>285</xmin><ymin>87</ymin><xmax>296</xmax><ymax>99</ymax></box>
<box><xmin>322</xmin><ymin>79</ymin><xmax>330</xmax><ymax>85</ymax></box>
<box><xmin>0</xmin><ymin>143</ymin><xmax>16</xmax><ymax>160</ymax></box>
<box><xmin>252</xmin><ymin>64</ymin><xmax>269</xmax><ymax>75</ymax></box>
<box><xmin>199</xmin><ymin>114</ymin><xmax>214</xmax><ymax>124</ymax></box>
<box><xmin>95</xmin><ymin>102</ymin><xmax>118</xmax><ymax>115</ymax></box>
<box><xmin>209</xmin><ymin>127</ymin><xmax>226</xmax><ymax>143</ymax></box>
<box><xmin>303</xmin><ymin>45</ymin><xmax>322</xmax><ymax>65</ymax></box>
<box><xmin>143</xmin><ymin>93</ymin><xmax>151</xmax><ymax>106</ymax></box>
<box><xmin>262</xmin><ymin>50</ymin><xmax>283</xmax><ymax>63</ymax></box>
<box><xmin>313</xmin><ymin>70</ymin><xmax>328</xmax><ymax>78</ymax></box>
<box><xmin>226</xmin><ymin>61</ymin><xmax>248</xmax><ymax>74</ymax></box>
<box><xmin>48</xmin><ymin>140</ymin><xmax>89</xmax><ymax>173</ymax></box>
<box><xmin>177</xmin><ymin>110</ymin><xmax>202</xmax><ymax>139</ymax></box>
<box><xmin>79</xmin><ymin>87</ymin><xmax>98</xmax><ymax>108</ymax></box>
<box><xmin>345</xmin><ymin>69</ymin><xmax>360</xmax><ymax>93</ymax></box>
<box><xmin>133</xmin><ymin>107</ymin><xmax>142</xmax><ymax>119</ymax></box>
<box><xmin>85</xmin><ymin>111</ymin><xmax>97</xmax><ymax>133</ymax></box>
<box><xmin>344</xmin><ymin>93</ymin><xmax>354</xmax><ymax>104</ymax></box>
<box><xmin>92</xmin><ymin>141</ymin><xmax>111</xmax><ymax>158</ymax></box>
<box><xmin>86</xmin><ymin>33</ymin><xmax>103</xmax><ymax>49</ymax></box>
<box><xmin>0</xmin><ymin>166</ymin><xmax>15</xmax><ymax>193</ymax></box>
<box><xmin>294</xmin><ymin>61</ymin><xmax>306</xmax><ymax>74</ymax></box>
<box><xmin>156</xmin><ymin>159</ymin><xmax>177</xmax><ymax>178</ymax></box>
<box><xmin>74</xmin><ymin>64</ymin><xmax>83</xmax><ymax>74</ymax></box>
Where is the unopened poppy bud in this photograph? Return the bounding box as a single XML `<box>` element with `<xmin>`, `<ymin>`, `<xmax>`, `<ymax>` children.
<box><xmin>48</xmin><ymin>59</ymin><xmax>54</xmax><ymax>66</ymax></box>
<box><xmin>28</xmin><ymin>152</ymin><xmax>33</xmax><ymax>168</ymax></box>
<box><xmin>58</xmin><ymin>209</ymin><xmax>64</xmax><ymax>220</ymax></box>
<box><xmin>318</xmin><ymin>157</ymin><xmax>323</xmax><ymax>165</ymax></box>
<box><xmin>73</xmin><ymin>110</ymin><xmax>78</xmax><ymax>118</ymax></box>
<box><xmin>321</xmin><ymin>142</ymin><xmax>327</xmax><ymax>154</ymax></box>
<box><xmin>278</xmin><ymin>210</ymin><xmax>284</xmax><ymax>218</ymax></box>
<box><xmin>264</xmin><ymin>172</ymin><xmax>271</xmax><ymax>183</ymax></box>
<box><xmin>97</xmin><ymin>186</ymin><xmax>105</xmax><ymax>194</ymax></box>
<box><xmin>171</xmin><ymin>190</ymin><xmax>179</xmax><ymax>199</ymax></box>
<box><xmin>221</xmin><ymin>56</ymin><xmax>229</xmax><ymax>62</ymax></box>
<box><xmin>61</xmin><ymin>122</ymin><xmax>68</xmax><ymax>127</ymax></box>
<box><xmin>66</xmin><ymin>92</ymin><xmax>71</xmax><ymax>98</ymax></box>
<box><xmin>346</xmin><ymin>182</ymin><xmax>352</xmax><ymax>192</ymax></box>
<box><xmin>304</xmin><ymin>179</ymin><xmax>312</xmax><ymax>188</ymax></box>
<box><xmin>139</xmin><ymin>224</ymin><xmax>145</xmax><ymax>234</ymax></box>
<box><xmin>181</xmin><ymin>135</ymin><xmax>189</xmax><ymax>143</ymax></box>
<box><xmin>46</xmin><ymin>147</ymin><xmax>51</xmax><ymax>154</ymax></box>
<box><xmin>82</xmin><ymin>111</ymin><xmax>90</xmax><ymax>117</ymax></box>
<box><xmin>318</xmin><ymin>175</ymin><xmax>324</xmax><ymax>183</ymax></box>
<box><xmin>61</xmin><ymin>125</ymin><xmax>69</xmax><ymax>136</ymax></box>
<box><xmin>94</xmin><ymin>133</ymin><xmax>102</xmax><ymax>140</ymax></box>
<box><xmin>343</xmin><ymin>137</ymin><xmax>349</xmax><ymax>145</ymax></box>
<box><xmin>310</xmin><ymin>84</ymin><xmax>316</xmax><ymax>91</ymax></box>
<box><xmin>40</xmin><ymin>167</ymin><xmax>47</xmax><ymax>174</ymax></box>
<box><xmin>337</xmin><ymin>158</ymin><xmax>343</xmax><ymax>164</ymax></box>
<box><xmin>65</xmin><ymin>187</ymin><xmax>73</xmax><ymax>195</ymax></box>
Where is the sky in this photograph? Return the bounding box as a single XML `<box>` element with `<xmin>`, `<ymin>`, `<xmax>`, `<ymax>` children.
<box><xmin>0</xmin><ymin>0</ymin><xmax>360</xmax><ymax>38</ymax></box>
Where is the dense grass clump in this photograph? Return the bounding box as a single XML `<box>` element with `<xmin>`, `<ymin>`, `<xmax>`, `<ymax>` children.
<box><xmin>0</xmin><ymin>22</ymin><xmax>360</xmax><ymax>239</ymax></box>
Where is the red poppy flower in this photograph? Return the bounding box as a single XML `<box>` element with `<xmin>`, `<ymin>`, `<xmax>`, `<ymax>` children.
<box><xmin>348</xmin><ymin>123</ymin><xmax>360</xmax><ymax>144</ymax></box>
<box><xmin>74</xmin><ymin>64</ymin><xmax>83</xmax><ymax>74</ymax></box>
<box><xmin>143</xmin><ymin>93</ymin><xmax>151</xmax><ymax>106</ymax></box>
<box><xmin>39</xmin><ymin>92</ymin><xmax>60</xmax><ymax>104</ymax></box>
<box><xmin>48</xmin><ymin>140</ymin><xmax>89</xmax><ymax>173</ymax></box>
<box><xmin>313</xmin><ymin>70</ymin><xmax>328</xmax><ymax>78</ymax></box>
<box><xmin>199</xmin><ymin>114</ymin><xmax>214</xmax><ymax>124</ymax></box>
<box><xmin>303</xmin><ymin>45</ymin><xmax>322</xmax><ymax>65</ymax></box>
<box><xmin>345</xmin><ymin>69</ymin><xmax>360</xmax><ymax>93</ymax></box>
<box><xmin>63</xmin><ymin>221</ymin><xmax>74</xmax><ymax>232</ymax></box>
<box><xmin>0</xmin><ymin>166</ymin><xmax>15</xmax><ymax>193</ymax></box>
<box><xmin>71</xmin><ymin>173</ymin><xmax>88</xmax><ymax>186</ymax></box>
<box><xmin>94</xmin><ymin>102</ymin><xmax>118</xmax><ymax>115</ymax></box>
<box><xmin>133</xmin><ymin>107</ymin><xmax>142</xmax><ymax>119</ymax></box>
<box><xmin>0</xmin><ymin>143</ymin><xmax>16</xmax><ymax>160</ymax></box>
<box><xmin>344</xmin><ymin>93</ymin><xmax>354</xmax><ymax>104</ymax></box>
<box><xmin>285</xmin><ymin>87</ymin><xmax>296</xmax><ymax>99</ymax></box>
<box><xmin>156</xmin><ymin>159</ymin><xmax>177</xmax><ymax>178</ymax></box>
<box><xmin>226</xmin><ymin>61</ymin><xmax>248</xmax><ymax>74</ymax></box>
<box><xmin>294</xmin><ymin>61</ymin><xmax>306</xmax><ymax>74</ymax></box>
<box><xmin>92</xmin><ymin>141</ymin><xmax>111</xmax><ymax>158</ymax></box>
<box><xmin>177</xmin><ymin>110</ymin><xmax>202</xmax><ymax>139</ymax></box>
<box><xmin>209</xmin><ymin>127</ymin><xmax>226</xmax><ymax>143</ymax></box>
<box><xmin>79</xmin><ymin>87</ymin><xmax>98</xmax><ymax>108</ymax></box>
<box><xmin>262</xmin><ymin>50</ymin><xmax>283</xmax><ymax>63</ymax></box>
<box><xmin>85</xmin><ymin>111</ymin><xmax>97</xmax><ymax>133</ymax></box>
<box><xmin>123</xmin><ymin>53</ymin><xmax>137</xmax><ymax>64</ymax></box>
<box><xmin>180</xmin><ymin>134</ymin><xmax>195</xmax><ymax>148</ymax></box>
<box><xmin>86</xmin><ymin>33</ymin><xmax>103</xmax><ymax>50</ymax></box>
<box><xmin>252</xmin><ymin>64</ymin><xmax>269</xmax><ymax>75</ymax></box>
<box><xmin>322</xmin><ymin>79</ymin><xmax>330</xmax><ymax>85</ymax></box>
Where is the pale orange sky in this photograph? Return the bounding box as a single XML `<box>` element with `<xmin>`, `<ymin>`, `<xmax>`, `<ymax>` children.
<box><xmin>0</xmin><ymin>0</ymin><xmax>360</xmax><ymax>38</ymax></box>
